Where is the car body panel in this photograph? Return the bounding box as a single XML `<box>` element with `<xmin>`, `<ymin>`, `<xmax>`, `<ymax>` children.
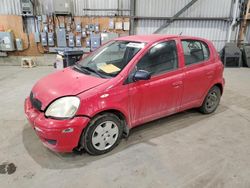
<box><xmin>32</xmin><ymin>67</ymin><xmax>109</xmax><ymax>111</ymax></box>
<box><xmin>128</xmin><ymin>68</ymin><xmax>184</xmax><ymax>126</ymax></box>
<box><xmin>24</xmin><ymin>34</ymin><xmax>225</xmax><ymax>152</ymax></box>
<box><xmin>24</xmin><ymin>98</ymin><xmax>90</xmax><ymax>152</ymax></box>
<box><xmin>77</xmin><ymin>75</ymin><xmax>131</xmax><ymax>127</ymax></box>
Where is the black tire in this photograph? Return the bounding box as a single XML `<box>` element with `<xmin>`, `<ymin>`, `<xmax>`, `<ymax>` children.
<box><xmin>81</xmin><ymin>113</ymin><xmax>123</xmax><ymax>155</ymax></box>
<box><xmin>199</xmin><ymin>86</ymin><xmax>221</xmax><ymax>114</ymax></box>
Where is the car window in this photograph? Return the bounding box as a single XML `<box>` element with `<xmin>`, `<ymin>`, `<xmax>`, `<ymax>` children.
<box><xmin>181</xmin><ymin>40</ymin><xmax>210</xmax><ymax>65</ymax></box>
<box><xmin>77</xmin><ymin>41</ymin><xmax>145</xmax><ymax>78</ymax></box>
<box><xmin>136</xmin><ymin>40</ymin><xmax>178</xmax><ymax>76</ymax></box>
<box><xmin>201</xmin><ymin>42</ymin><xmax>210</xmax><ymax>59</ymax></box>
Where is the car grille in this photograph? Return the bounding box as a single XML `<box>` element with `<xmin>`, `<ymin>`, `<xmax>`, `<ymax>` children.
<box><xmin>30</xmin><ymin>92</ymin><xmax>42</xmax><ymax>111</ymax></box>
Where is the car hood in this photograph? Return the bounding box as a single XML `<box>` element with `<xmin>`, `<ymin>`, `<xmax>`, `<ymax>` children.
<box><xmin>31</xmin><ymin>67</ymin><xmax>108</xmax><ymax>110</ymax></box>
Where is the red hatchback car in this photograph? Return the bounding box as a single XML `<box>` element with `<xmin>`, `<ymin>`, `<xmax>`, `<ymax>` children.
<box><xmin>25</xmin><ymin>35</ymin><xmax>224</xmax><ymax>155</ymax></box>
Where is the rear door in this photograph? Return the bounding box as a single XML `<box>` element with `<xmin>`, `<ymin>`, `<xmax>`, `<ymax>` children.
<box><xmin>127</xmin><ymin>40</ymin><xmax>184</xmax><ymax>126</ymax></box>
<box><xmin>180</xmin><ymin>39</ymin><xmax>214</xmax><ymax>109</ymax></box>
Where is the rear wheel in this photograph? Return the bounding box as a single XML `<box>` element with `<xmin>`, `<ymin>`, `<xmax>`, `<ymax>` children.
<box><xmin>199</xmin><ymin>86</ymin><xmax>221</xmax><ymax>114</ymax></box>
<box><xmin>82</xmin><ymin>113</ymin><xmax>123</xmax><ymax>155</ymax></box>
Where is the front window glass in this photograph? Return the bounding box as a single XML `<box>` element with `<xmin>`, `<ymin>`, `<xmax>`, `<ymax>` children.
<box><xmin>76</xmin><ymin>41</ymin><xmax>145</xmax><ymax>78</ymax></box>
<box><xmin>136</xmin><ymin>40</ymin><xmax>178</xmax><ymax>76</ymax></box>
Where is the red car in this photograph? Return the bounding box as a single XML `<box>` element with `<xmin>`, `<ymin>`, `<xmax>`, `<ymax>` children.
<box><xmin>25</xmin><ymin>35</ymin><xmax>225</xmax><ymax>155</ymax></box>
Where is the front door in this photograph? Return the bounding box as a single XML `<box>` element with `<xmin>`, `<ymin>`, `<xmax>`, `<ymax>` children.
<box><xmin>127</xmin><ymin>40</ymin><xmax>184</xmax><ymax>127</ymax></box>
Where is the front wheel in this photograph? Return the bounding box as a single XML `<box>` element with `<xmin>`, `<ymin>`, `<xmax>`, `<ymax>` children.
<box><xmin>199</xmin><ymin>86</ymin><xmax>221</xmax><ymax>114</ymax></box>
<box><xmin>81</xmin><ymin>113</ymin><xmax>123</xmax><ymax>155</ymax></box>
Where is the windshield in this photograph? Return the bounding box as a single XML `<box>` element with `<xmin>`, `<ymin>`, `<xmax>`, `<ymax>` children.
<box><xmin>77</xmin><ymin>40</ymin><xmax>145</xmax><ymax>78</ymax></box>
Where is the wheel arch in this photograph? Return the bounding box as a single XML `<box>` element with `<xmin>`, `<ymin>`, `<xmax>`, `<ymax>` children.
<box><xmin>199</xmin><ymin>82</ymin><xmax>224</xmax><ymax>108</ymax></box>
<box><xmin>75</xmin><ymin>108</ymin><xmax>130</xmax><ymax>152</ymax></box>
<box><xmin>90</xmin><ymin>109</ymin><xmax>130</xmax><ymax>136</ymax></box>
<box><xmin>213</xmin><ymin>83</ymin><xmax>223</xmax><ymax>95</ymax></box>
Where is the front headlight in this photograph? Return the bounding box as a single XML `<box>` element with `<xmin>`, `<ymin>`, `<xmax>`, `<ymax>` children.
<box><xmin>45</xmin><ymin>96</ymin><xmax>80</xmax><ymax>119</ymax></box>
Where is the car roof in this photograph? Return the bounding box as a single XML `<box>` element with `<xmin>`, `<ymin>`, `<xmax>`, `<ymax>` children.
<box><xmin>116</xmin><ymin>34</ymin><xmax>208</xmax><ymax>43</ymax></box>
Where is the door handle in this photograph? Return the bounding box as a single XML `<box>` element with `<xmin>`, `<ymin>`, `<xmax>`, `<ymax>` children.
<box><xmin>172</xmin><ymin>81</ymin><xmax>183</xmax><ymax>87</ymax></box>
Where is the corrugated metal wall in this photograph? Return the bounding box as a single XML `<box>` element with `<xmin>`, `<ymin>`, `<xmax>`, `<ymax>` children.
<box><xmin>73</xmin><ymin>0</ymin><xmax>130</xmax><ymax>16</ymax></box>
<box><xmin>0</xmin><ymin>0</ymin><xmax>233</xmax><ymax>17</ymax></box>
<box><xmin>134</xmin><ymin>0</ymin><xmax>235</xmax><ymax>50</ymax></box>
<box><xmin>0</xmin><ymin>0</ymin><xmax>50</xmax><ymax>15</ymax></box>
<box><xmin>0</xmin><ymin>0</ymin><xmax>237</xmax><ymax>50</ymax></box>
<box><xmin>135</xmin><ymin>20</ymin><xmax>233</xmax><ymax>50</ymax></box>
<box><xmin>0</xmin><ymin>0</ymin><xmax>130</xmax><ymax>16</ymax></box>
<box><xmin>38</xmin><ymin>0</ymin><xmax>54</xmax><ymax>15</ymax></box>
<box><xmin>136</xmin><ymin>0</ymin><xmax>232</xmax><ymax>17</ymax></box>
<box><xmin>0</xmin><ymin>0</ymin><xmax>21</xmax><ymax>15</ymax></box>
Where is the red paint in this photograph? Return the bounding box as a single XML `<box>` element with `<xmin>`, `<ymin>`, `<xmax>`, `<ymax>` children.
<box><xmin>32</xmin><ymin>67</ymin><xmax>109</xmax><ymax>111</ymax></box>
<box><xmin>24</xmin><ymin>35</ymin><xmax>224</xmax><ymax>152</ymax></box>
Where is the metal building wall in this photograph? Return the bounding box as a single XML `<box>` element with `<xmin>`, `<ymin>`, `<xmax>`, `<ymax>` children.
<box><xmin>135</xmin><ymin>19</ymin><xmax>233</xmax><ymax>50</ymax></box>
<box><xmin>0</xmin><ymin>0</ymin><xmax>130</xmax><ymax>16</ymax></box>
<box><xmin>0</xmin><ymin>0</ymin><xmax>49</xmax><ymax>15</ymax></box>
<box><xmin>73</xmin><ymin>0</ymin><xmax>130</xmax><ymax>16</ymax></box>
<box><xmin>134</xmin><ymin>0</ymin><xmax>235</xmax><ymax>51</ymax></box>
<box><xmin>0</xmin><ymin>0</ymin><xmax>235</xmax><ymax>17</ymax></box>
<box><xmin>38</xmin><ymin>0</ymin><xmax>54</xmax><ymax>15</ymax></box>
<box><xmin>136</xmin><ymin>0</ymin><xmax>232</xmax><ymax>17</ymax></box>
<box><xmin>40</xmin><ymin>0</ymin><xmax>130</xmax><ymax>15</ymax></box>
<box><xmin>0</xmin><ymin>0</ymin><xmax>21</xmax><ymax>15</ymax></box>
<box><xmin>0</xmin><ymin>0</ymin><xmax>236</xmax><ymax>50</ymax></box>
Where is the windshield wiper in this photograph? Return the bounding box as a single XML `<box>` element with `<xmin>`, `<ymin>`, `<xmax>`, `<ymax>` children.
<box><xmin>73</xmin><ymin>64</ymin><xmax>90</xmax><ymax>74</ymax></box>
<box><xmin>80</xmin><ymin>66</ymin><xmax>106</xmax><ymax>78</ymax></box>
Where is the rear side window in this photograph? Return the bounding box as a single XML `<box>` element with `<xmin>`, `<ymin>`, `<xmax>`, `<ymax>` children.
<box><xmin>181</xmin><ymin>40</ymin><xmax>210</xmax><ymax>65</ymax></box>
<box><xmin>136</xmin><ymin>40</ymin><xmax>178</xmax><ymax>76</ymax></box>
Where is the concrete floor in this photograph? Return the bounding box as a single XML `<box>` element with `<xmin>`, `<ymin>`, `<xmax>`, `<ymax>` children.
<box><xmin>0</xmin><ymin>66</ymin><xmax>250</xmax><ymax>188</ymax></box>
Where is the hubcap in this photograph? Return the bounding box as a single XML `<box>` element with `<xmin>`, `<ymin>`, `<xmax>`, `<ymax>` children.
<box><xmin>206</xmin><ymin>91</ymin><xmax>218</xmax><ymax>110</ymax></box>
<box><xmin>92</xmin><ymin>121</ymin><xmax>119</xmax><ymax>151</ymax></box>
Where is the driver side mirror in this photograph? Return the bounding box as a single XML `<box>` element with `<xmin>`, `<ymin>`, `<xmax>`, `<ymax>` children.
<box><xmin>133</xmin><ymin>70</ymin><xmax>151</xmax><ymax>81</ymax></box>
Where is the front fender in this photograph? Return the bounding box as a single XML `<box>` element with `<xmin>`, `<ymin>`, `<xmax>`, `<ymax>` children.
<box><xmin>76</xmin><ymin>84</ymin><xmax>130</xmax><ymax>127</ymax></box>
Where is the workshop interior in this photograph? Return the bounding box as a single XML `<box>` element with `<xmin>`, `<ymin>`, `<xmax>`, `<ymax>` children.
<box><xmin>1</xmin><ymin>1</ymin><xmax>250</xmax><ymax>188</ymax></box>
